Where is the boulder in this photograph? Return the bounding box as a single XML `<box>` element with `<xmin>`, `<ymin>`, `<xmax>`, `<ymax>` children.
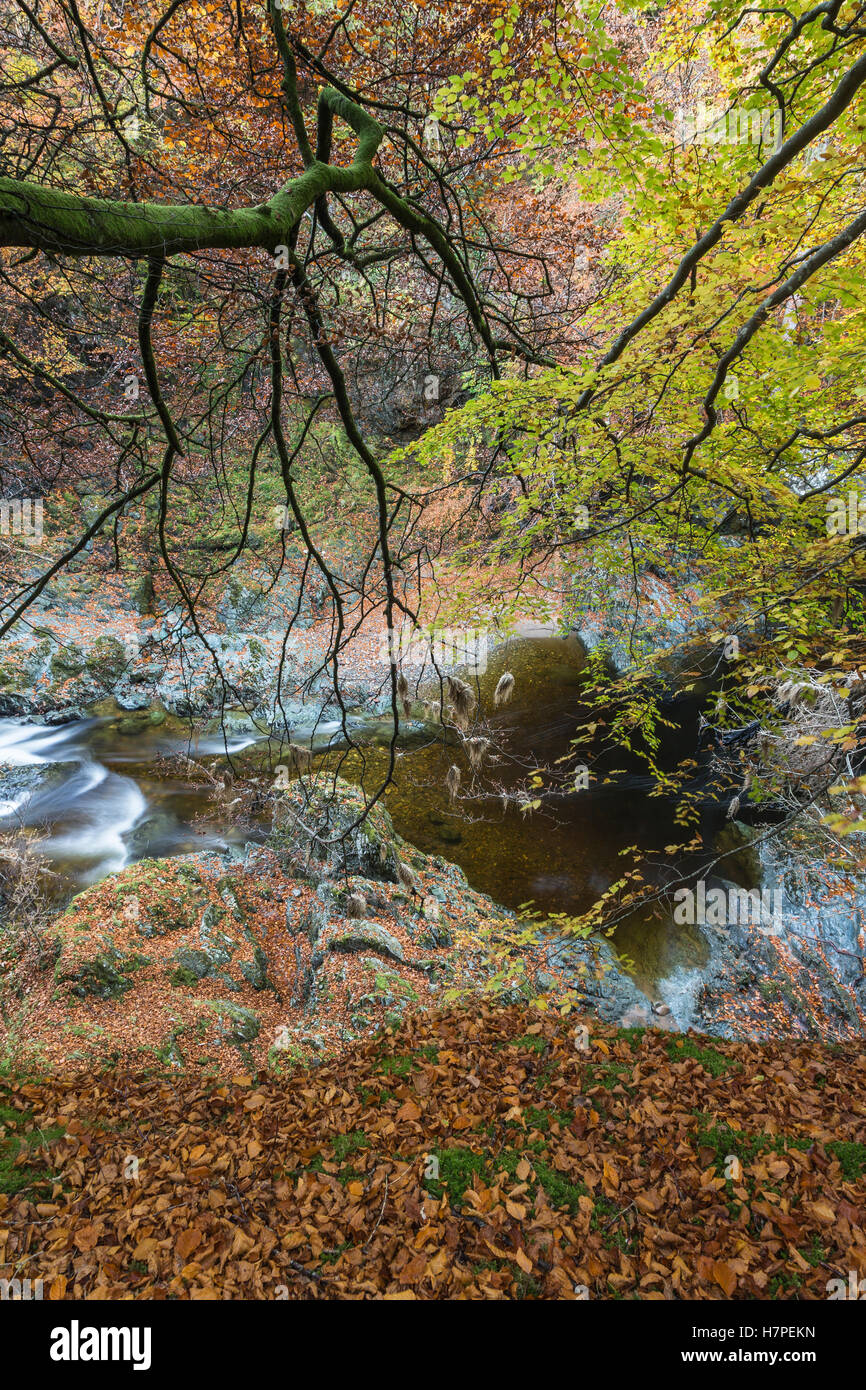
<box><xmin>200</xmin><ymin>999</ymin><xmax>261</xmax><ymax>1052</ymax></box>
<box><xmin>56</xmin><ymin>941</ymin><xmax>148</xmax><ymax>1001</ymax></box>
<box><xmin>320</xmin><ymin>921</ymin><xmax>406</xmax><ymax>964</ymax></box>
<box><xmin>49</xmin><ymin>641</ymin><xmax>86</xmax><ymax>681</ymax></box>
<box><xmin>85</xmin><ymin>635</ymin><xmax>127</xmax><ymax>686</ymax></box>
<box><xmin>271</xmin><ymin>776</ymin><xmax>401</xmax><ymax>881</ymax></box>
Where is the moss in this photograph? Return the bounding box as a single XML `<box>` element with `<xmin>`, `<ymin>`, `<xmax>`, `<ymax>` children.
<box><xmin>60</xmin><ymin>860</ymin><xmax>207</xmax><ymax>942</ymax></box>
<box><xmin>692</xmin><ymin>1115</ymin><xmax>811</xmax><ymax>1172</ymax></box>
<box><xmin>768</xmin><ymin>1269</ymin><xmax>806</xmax><ymax>1296</ymax></box>
<box><xmin>85</xmin><ymin>635</ymin><xmax>126</xmax><ymax>684</ymax></box>
<box><xmin>424</xmin><ymin>1139</ymin><xmax>592</xmax><ymax>1223</ymax></box>
<box><xmin>127</xmin><ymin>571</ymin><xmax>154</xmax><ymax>615</ymax></box>
<box><xmin>116</xmin><ymin>713</ymin><xmax>150</xmax><ymax>735</ymax></box>
<box><xmin>591</xmin><ymin>1196</ymin><xmax>631</xmax><ymax>1252</ymax></box>
<box><xmin>365</xmin><ymin>967</ymin><xmax>418</xmax><ymax>1003</ymax></box>
<box><xmin>798</xmin><ymin>1234</ymin><xmax>827</xmax><ymax>1268</ymax></box>
<box><xmin>667</xmin><ymin>1038</ymin><xmax>738</xmax><ymax>1077</ymax></box>
<box><xmin>0</xmin><ymin>1107</ymin><xmax>64</xmax><ymax>1196</ymax></box>
<box><xmin>513</xmin><ymin>1270</ymin><xmax>543</xmax><ymax>1298</ymax></box>
<box><xmin>0</xmin><ymin>662</ymin><xmax>24</xmax><ymax>690</ymax></box>
<box><xmin>583</xmin><ymin>1055</ymin><xmax>630</xmax><ymax>1089</ymax></box>
<box><xmin>170</xmin><ymin>965</ymin><xmax>200</xmax><ymax>988</ymax></box>
<box><xmin>317</xmin><ymin>1242</ymin><xmax>353</xmax><ymax>1266</ymax></box>
<box><xmin>377</xmin><ymin>1054</ymin><xmax>414</xmax><ymax>1078</ymax></box>
<box><xmin>423</xmin><ymin>1147</ymin><xmax>487</xmax><ymax>1205</ymax></box>
<box><xmin>272</xmin><ymin>776</ymin><xmax>402</xmax><ymax>881</ymax></box>
<box><xmin>827</xmin><ymin>1140</ymin><xmax>866</xmax><ymax>1181</ymax></box>
<box><xmin>154</xmin><ymin>1025</ymin><xmax>187</xmax><ymax>1068</ymax></box>
<box><xmin>322</xmin><ymin>923</ymin><xmax>405</xmax><ymax>964</ymax></box>
<box><xmin>62</xmin><ymin>946</ymin><xmax>148</xmax><ymax>1001</ymax></box>
<box><xmin>49</xmin><ymin>641</ymin><xmax>86</xmax><ymax>680</ymax></box>
<box><xmin>499</xmin><ymin>1146</ymin><xmax>589</xmax><ymax>1213</ymax></box>
<box><xmin>200</xmin><ymin>1000</ymin><xmax>261</xmax><ymax>1062</ymax></box>
<box><xmin>240</xmin><ymin>945</ymin><xmax>270</xmax><ymax>991</ymax></box>
<box><xmin>513</xmin><ymin>1105</ymin><xmax>572</xmax><ymax>1135</ymax></box>
<box><xmin>509</xmin><ymin>1033</ymin><xmax>548</xmax><ymax>1054</ymax></box>
<box><xmin>331</xmin><ymin>1131</ymin><xmax>369</xmax><ymax>1162</ymax></box>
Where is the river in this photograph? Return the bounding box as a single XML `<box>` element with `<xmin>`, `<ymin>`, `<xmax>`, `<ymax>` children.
<box><xmin>0</xmin><ymin>635</ymin><xmax>717</xmax><ymax>995</ymax></box>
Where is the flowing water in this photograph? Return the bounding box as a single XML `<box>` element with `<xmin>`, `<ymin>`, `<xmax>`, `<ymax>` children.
<box><xmin>0</xmin><ymin>636</ymin><xmax>716</xmax><ymax>993</ymax></box>
<box><xmin>0</xmin><ymin>716</ymin><xmax>261</xmax><ymax>889</ymax></box>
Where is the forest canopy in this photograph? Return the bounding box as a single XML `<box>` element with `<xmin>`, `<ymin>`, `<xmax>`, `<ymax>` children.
<box><xmin>2</xmin><ymin>0</ymin><xmax>866</xmax><ymax>883</ymax></box>
<box><xmin>6</xmin><ymin>1</ymin><xmax>866</xmax><ymax>1316</ymax></box>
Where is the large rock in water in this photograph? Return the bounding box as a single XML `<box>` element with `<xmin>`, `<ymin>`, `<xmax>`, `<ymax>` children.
<box><xmin>271</xmin><ymin>777</ymin><xmax>402</xmax><ymax>881</ymax></box>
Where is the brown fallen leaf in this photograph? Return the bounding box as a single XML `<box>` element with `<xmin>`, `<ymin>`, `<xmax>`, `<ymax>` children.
<box><xmin>713</xmin><ymin>1261</ymin><xmax>737</xmax><ymax>1296</ymax></box>
<box><xmin>176</xmin><ymin>1227</ymin><xmax>203</xmax><ymax>1260</ymax></box>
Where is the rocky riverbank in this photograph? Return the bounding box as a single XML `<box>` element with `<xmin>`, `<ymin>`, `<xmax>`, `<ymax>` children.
<box><xmin>6</xmin><ymin>764</ymin><xmax>864</xmax><ymax>1078</ymax></box>
<box><xmin>0</xmin><ymin>511</ymin><xmax>712</xmax><ymax>726</ymax></box>
<box><xmin>3</xmin><ymin>527</ymin><xmax>865</xmax><ymax>1054</ymax></box>
<box><xmin>2</xmin><ymin>777</ymin><xmax>646</xmax><ymax>1076</ymax></box>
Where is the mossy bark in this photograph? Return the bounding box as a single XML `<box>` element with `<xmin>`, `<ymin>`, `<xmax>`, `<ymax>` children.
<box><xmin>0</xmin><ymin>89</ymin><xmax>383</xmax><ymax>258</ymax></box>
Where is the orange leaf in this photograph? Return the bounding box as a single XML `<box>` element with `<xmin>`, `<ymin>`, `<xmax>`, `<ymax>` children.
<box><xmin>176</xmin><ymin>1228</ymin><xmax>203</xmax><ymax>1260</ymax></box>
<box><xmin>712</xmin><ymin>1261</ymin><xmax>737</xmax><ymax>1296</ymax></box>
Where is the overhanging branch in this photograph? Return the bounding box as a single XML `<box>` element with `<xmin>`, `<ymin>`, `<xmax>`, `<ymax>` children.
<box><xmin>0</xmin><ymin>88</ymin><xmax>384</xmax><ymax>258</ymax></box>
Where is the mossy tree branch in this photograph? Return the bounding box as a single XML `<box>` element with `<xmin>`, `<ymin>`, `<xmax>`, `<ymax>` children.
<box><xmin>0</xmin><ymin>87</ymin><xmax>383</xmax><ymax>258</ymax></box>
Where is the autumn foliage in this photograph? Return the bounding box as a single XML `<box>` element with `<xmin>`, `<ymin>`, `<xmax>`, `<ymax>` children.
<box><xmin>2</xmin><ymin>1004</ymin><xmax>865</xmax><ymax>1300</ymax></box>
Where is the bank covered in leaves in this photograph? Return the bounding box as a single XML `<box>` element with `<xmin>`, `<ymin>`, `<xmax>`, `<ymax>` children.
<box><xmin>1</xmin><ymin>1005</ymin><xmax>864</xmax><ymax>1300</ymax></box>
<box><xmin>4</xmin><ymin>777</ymin><xmax>639</xmax><ymax>1077</ymax></box>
